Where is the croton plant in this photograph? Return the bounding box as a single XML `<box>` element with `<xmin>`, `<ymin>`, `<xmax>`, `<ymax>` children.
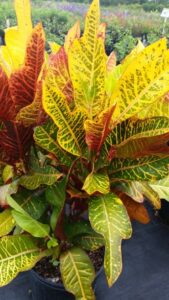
<box><xmin>1</xmin><ymin>0</ymin><xmax>169</xmax><ymax>298</ymax></box>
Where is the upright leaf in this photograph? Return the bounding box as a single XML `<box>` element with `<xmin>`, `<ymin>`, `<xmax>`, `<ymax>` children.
<box><xmin>111</xmin><ymin>39</ymin><xmax>169</xmax><ymax>123</ymax></box>
<box><xmin>69</xmin><ymin>0</ymin><xmax>106</xmax><ymax>118</ymax></box>
<box><xmin>43</xmin><ymin>81</ymin><xmax>86</xmax><ymax>156</ymax></box>
<box><xmin>64</xmin><ymin>21</ymin><xmax>80</xmax><ymax>53</ymax></box>
<box><xmin>10</xmin><ymin>23</ymin><xmax>45</xmax><ymax>112</ymax></box>
<box><xmin>89</xmin><ymin>193</ymin><xmax>132</xmax><ymax>287</ymax></box>
<box><xmin>49</xmin><ymin>47</ymin><xmax>73</xmax><ymax>103</ymax></box>
<box><xmin>0</xmin><ymin>68</ymin><xmax>15</xmax><ymax>120</ymax></box>
<box><xmin>60</xmin><ymin>247</ymin><xmax>95</xmax><ymax>300</ymax></box>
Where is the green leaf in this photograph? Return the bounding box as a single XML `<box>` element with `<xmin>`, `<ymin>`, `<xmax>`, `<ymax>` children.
<box><xmin>19</xmin><ymin>165</ymin><xmax>62</xmax><ymax>190</ymax></box>
<box><xmin>46</xmin><ymin>177</ymin><xmax>67</xmax><ymax>230</ymax></box>
<box><xmin>14</xmin><ymin>189</ymin><xmax>47</xmax><ymax>220</ymax></box>
<box><xmin>0</xmin><ymin>235</ymin><xmax>49</xmax><ymax>287</ymax></box>
<box><xmin>34</xmin><ymin>120</ymin><xmax>72</xmax><ymax>167</ymax></box>
<box><xmin>82</xmin><ymin>172</ymin><xmax>110</xmax><ymax>195</ymax></box>
<box><xmin>73</xmin><ymin>232</ymin><xmax>104</xmax><ymax>251</ymax></box>
<box><xmin>109</xmin><ymin>156</ymin><xmax>169</xmax><ymax>182</ymax></box>
<box><xmin>150</xmin><ymin>176</ymin><xmax>169</xmax><ymax>202</ymax></box>
<box><xmin>89</xmin><ymin>193</ymin><xmax>132</xmax><ymax>287</ymax></box>
<box><xmin>64</xmin><ymin>220</ymin><xmax>94</xmax><ymax>241</ymax></box>
<box><xmin>0</xmin><ymin>180</ymin><xmax>19</xmax><ymax>206</ymax></box>
<box><xmin>7</xmin><ymin>196</ymin><xmax>50</xmax><ymax>238</ymax></box>
<box><xmin>0</xmin><ymin>209</ymin><xmax>15</xmax><ymax>237</ymax></box>
<box><xmin>60</xmin><ymin>247</ymin><xmax>95</xmax><ymax>300</ymax></box>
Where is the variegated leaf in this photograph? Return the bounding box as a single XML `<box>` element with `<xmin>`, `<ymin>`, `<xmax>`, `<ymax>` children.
<box><xmin>43</xmin><ymin>80</ymin><xmax>86</xmax><ymax>156</ymax></box>
<box><xmin>0</xmin><ymin>68</ymin><xmax>15</xmax><ymax>120</ymax></box>
<box><xmin>19</xmin><ymin>165</ymin><xmax>62</xmax><ymax>190</ymax></box>
<box><xmin>60</xmin><ymin>247</ymin><xmax>95</xmax><ymax>300</ymax></box>
<box><xmin>73</xmin><ymin>232</ymin><xmax>104</xmax><ymax>251</ymax></box>
<box><xmin>82</xmin><ymin>172</ymin><xmax>110</xmax><ymax>195</ymax></box>
<box><xmin>89</xmin><ymin>193</ymin><xmax>132</xmax><ymax>287</ymax></box>
<box><xmin>111</xmin><ymin>39</ymin><xmax>169</xmax><ymax>123</ymax></box>
<box><xmin>64</xmin><ymin>21</ymin><xmax>80</xmax><ymax>53</ymax></box>
<box><xmin>110</xmin><ymin>156</ymin><xmax>169</xmax><ymax>182</ymax></box>
<box><xmin>10</xmin><ymin>23</ymin><xmax>45</xmax><ymax>112</ymax></box>
<box><xmin>0</xmin><ymin>209</ymin><xmax>15</xmax><ymax>237</ymax></box>
<box><xmin>0</xmin><ymin>235</ymin><xmax>48</xmax><ymax>287</ymax></box>
<box><xmin>49</xmin><ymin>47</ymin><xmax>73</xmax><ymax>103</ymax></box>
<box><xmin>68</xmin><ymin>0</ymin><xmax>106</xmax><ymax>118</ymax></box>
<box><xmin>16</xmin><ymin>81</ymin><xmax>46</xmax><ymax>126</ymax></box>
<box><xmin>34</xmin><ymin>120</ymin><xmax>72</xmax><ymax>167</ymax></box>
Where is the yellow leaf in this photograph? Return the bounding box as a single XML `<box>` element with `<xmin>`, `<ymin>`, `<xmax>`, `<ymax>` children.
<box><xmin>64</xmin><ymin>21</ymin><xmax>80</xmax><ymax>53</ymax></box>
<box><xmin>111</xmin><ymin>39</ymin><xmax>169</xmax><ymax>123</ymax></box>
<box><xmin>48</xmin><ymin>42</ymin><xmax>61</xmax><ymax>54</ymax></box>
<box><xmin>69</xmin><ymin>0</ymin><xmax>106</xmax><ymax>118</ymax></box>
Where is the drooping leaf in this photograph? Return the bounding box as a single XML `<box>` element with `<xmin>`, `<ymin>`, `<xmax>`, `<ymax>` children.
<box><xmin>10</xmin><ymin>23</ymin><xmax>45</xmax><ymax>112</ymax></box>
<box><xmin>0</xmin><ymin>68</ymin><xmax>15</xmax><ymax>120</ymax></box>
<box><xmin>43</xmin><ymin>81</ymin><xmax>86</xmax><ymax>156</ymax></box>
<box><xmin>111</xmin><ymin>39</ymin><xmax>169</xmax><ymax>123</ymax></box>
<box><xmin>140</xmin><ymin>182</ymin><xmax>161</xmax><ymax>209</ymax></box>
<box><xmin>117</xmin><ymin>192</ymin><xmax>150</xmax><ymax>224</ymax></box>
<box><xmin>0</xmin><ymin>209</ymin><xmax>15</xmax><ymax>237</ymax></box>
<box><xmin>49</xmin><ymin>47</ymin><xmax>73</xmax><ymax>103</ymax></box>
<box><xmin>82</xmin><ymin>172</ymin><xmax>110</xmax><ymax>195</ymax></box>
<box><xmin>109</xmin><ymin>156</ymin><xmax>169</xmax><ymax>182</ymax></box>
<box><xmin>89</xmin><ymin>193</ymin><xmax>132</xmax><ymax>287</ymax></box>
<box><xmin>16</xmin><ymin>81</ymin><xmax>46</xmax><ymax>127</ymax></box>
<box><xmin>0</xmin><ymin>235</ymin><xmax>48</xmax><ymax>287</ymax></box>
<box><xmin>19</xmin><ymin>165</ymin><xmax>62</xmax><ymax>190</ymax></box>
<box><xmin>150</xmin><ymin>176</ymin><xmax>169</xmax><ymax>202</ymax></box>
<box><xmin>60</xmin><ymin>247</ymin><xmax>95</xmax><ymax>300</ymax></box>
<box><xmin>34</xmin><ymin>120</ymin><xmax>72</xmax><ymax>167</ymax></box>
<box><xmin>68</xmin><ymin>0</ymin><xmax>106</xmax><ymax>118</ymax></box>
<box><xmin>64</xmin><ymin>21</ymin><xmax>80</xmax><ymax>53</ymax></box>
<box><xmin>7</xmin><ymin>195</ymin><xmax>50</xmax><ymax>238</ymax></box>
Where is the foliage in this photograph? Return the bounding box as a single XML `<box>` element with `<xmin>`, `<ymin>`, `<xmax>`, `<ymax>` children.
<box><xmin>1</xmin><ymin>1</ymin><xmax>169</xmax><ymax>299</ymax></box>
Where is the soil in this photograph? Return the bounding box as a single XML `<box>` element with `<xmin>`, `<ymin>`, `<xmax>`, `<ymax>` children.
<box><xmin>34</xmin><ymin>247</ymin><xmax>104</xmax><ymax>284</ymax></box>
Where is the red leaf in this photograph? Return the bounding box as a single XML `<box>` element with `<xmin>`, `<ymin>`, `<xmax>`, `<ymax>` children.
<box><xmin>0</xmin><ymin>121</ymin><xmax>33</xmax><ymax>165</ymax></box>
<box><xmin>85</xmin><ymin>105</ymin><xmax>116</xmax><ymax>153</ymax></box>
<box><xmin>10</xmin><ymin>23</ymin><xmax>45</xmax><ymax>112</ymax></box>
<box><xmin>49</xmin><ymin>47</ymin><xmax>73</xmax><ymax>103</ymax></box>
<box><xmin>0</xmin><ymin>68</ymin><xmax>16</xmax><ymax>120</ymax></box>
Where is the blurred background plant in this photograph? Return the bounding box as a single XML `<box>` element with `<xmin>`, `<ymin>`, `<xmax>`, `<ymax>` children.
<box><xmin>0</xmin><ymin>0</ymin><xmax>169</xmax><ymax>61</ymax></box>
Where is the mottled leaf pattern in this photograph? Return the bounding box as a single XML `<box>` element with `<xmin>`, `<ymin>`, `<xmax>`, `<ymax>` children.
<box><xmin>0</xmin><ymin>235</ymin><xmax>47</xmax><ymax>287</ymax></box>
<box><xmin>34</xmin><ymin>120</ymin><xmax>72</xmax><ymax>167</ymax></box>
<box><xmin>43</xmin><ymin>81</ymin><xmax>86</xmax><ymax>156</ymax></box>
<box><xmin>69</xmin><ymin>0</ymin><xmax>106</xmax><ymax>117</ymax></box>
<box><xmin>83</xmin><ymin>172</ymin><xmax>110</xmax><ymax>195</ymax></box>
<box><xmin>19</xmin><ymin>166</ymin><xmax>62</xmax><ymax>190</ymax></box>
<box><xmin>109</xmin><ymin>156</ymin><xmax>169</xmax><ymax>182</ymax></box>
<box><xmin>60</xmin><ymin>247</ymin><xmax>96</xmax><ymax>300</ymax></box>
<box><xmin>89</xmin><ymin>193</ymin><xmax>132</xmax><ymax>287</ymax></box>
<box><xmin>112</xmin><ymin>39</ymin><xmax>169</xmax><ymax>123</ymax></box>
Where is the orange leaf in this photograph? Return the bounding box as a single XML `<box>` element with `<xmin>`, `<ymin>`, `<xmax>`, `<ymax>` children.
<box><xmin>64</xmin><ymin>21</ymin><xmax>80</xmax><ymax>53</ymax></box>
<box><xmin>98</xmin><ymin>23</ymin><xmax>106</xmax><ymax>41</ymax></box>
<box><xmin>85</xmin><ymin>105</ymin><xmax>116</xmax><ymax>152</ymax></box>
<box><xmin>10</xmin><ymin>23</ymin><xmax>45</xmax><ymax>112</ymax></box>
<box><xmin>118</xmin><ymin>192</ymin><xmax>150</xmax><ymax>224</ymax></box>
<box><xmin>49</xmin><ymin>47</ymin><xmax>73</xmax><ymax>103</ymax></box>
<box><xmin>107</xmin><ymin>52</ymin><xmax>116</xmax><ymax>73</ymax></box>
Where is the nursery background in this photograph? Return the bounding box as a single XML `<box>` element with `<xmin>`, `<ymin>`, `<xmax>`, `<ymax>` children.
<box><xmin>0</xmin><ymin>0</ymin><xmax>169</xmax><ymax>62</ymax></box>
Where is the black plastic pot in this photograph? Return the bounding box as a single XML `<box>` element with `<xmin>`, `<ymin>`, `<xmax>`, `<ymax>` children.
<box><xmin>30</xmin><ymin>270</ymin><xmax>75</xmax><ymax>300</ymax></box>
